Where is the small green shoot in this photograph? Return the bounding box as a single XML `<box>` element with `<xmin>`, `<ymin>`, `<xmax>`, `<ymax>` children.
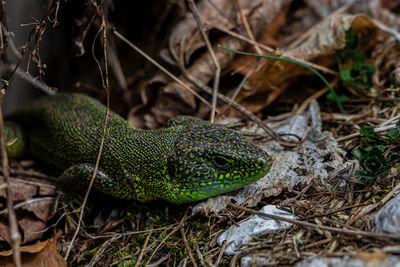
<box><xmin>335</xmin><ymin>29</ymin><xmax>376</xmax><ymax>94</ymax></box>
<box><xmin>326</xmin><ymin>92</ymin><xmax>349</xmax><ymax>104</ymax></box>
<box><xmin>220</xmin><ymin>46</ymin><xmax>346</xmax><ymax>114</ymax></box>
<box><xmin>354</xmin><ymin>120</ymin><xmax>400</xmax><ymax>179</ymax></box>
<box><xmin>359</xmin><ymin>126</ymin><xmax>390</xmax><ymax>147</ymax></box>
<box><xmin>354</xmin><ymin>145</ymin><xmax>390</xmax><ymax>179</ymax></box>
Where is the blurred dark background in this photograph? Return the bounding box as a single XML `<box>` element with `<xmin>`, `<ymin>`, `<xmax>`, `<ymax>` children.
<box><xmin>3</xmin><ymin>0</ymin><xmax>180</xmax><ymax>115</ymax></box>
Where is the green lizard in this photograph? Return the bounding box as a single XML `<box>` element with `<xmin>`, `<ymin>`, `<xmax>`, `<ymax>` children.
<box><xmin>4</xmin><ymin>93</ymin><xmax>272</xmax><ymax>204</ymax></box>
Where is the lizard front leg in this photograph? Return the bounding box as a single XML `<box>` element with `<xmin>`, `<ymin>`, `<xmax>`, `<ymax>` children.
<box><xmin>58</xmin><ymin>163</ymin><xmax>136</xmax><ymax>199</ymax></box>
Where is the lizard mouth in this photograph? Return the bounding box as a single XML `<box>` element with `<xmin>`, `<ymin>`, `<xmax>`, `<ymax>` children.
<box><xmin>166</xmin><ymin>158</ymin><xmax>273</xmax><ymax>204</ymax></box>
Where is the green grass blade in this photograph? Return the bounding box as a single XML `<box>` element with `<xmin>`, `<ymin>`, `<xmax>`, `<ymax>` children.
<box><xmin>219</xmin><ymin>46</ymin><xmax>346</xmax><ymax>114</ymax></box>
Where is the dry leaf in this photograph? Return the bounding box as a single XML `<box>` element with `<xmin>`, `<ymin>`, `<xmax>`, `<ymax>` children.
<box><xmin>0</xmin><ymin>231</ymin><xmax>66</xmax><ymax>267</ymax></box>
<box><xmin>0</xmin><ymin>176</ymin><xmax>56</xmax><ymax>244</ymax></box>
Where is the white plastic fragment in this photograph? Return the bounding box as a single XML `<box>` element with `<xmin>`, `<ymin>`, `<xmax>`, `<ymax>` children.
<box><xmin>217</xmin><ymin>205</ymin><xmax>294</xmax><ymax>255</ymax></box>
<box><xmin>375</xmin><ymin>193</ymin><xmax>400</xmax><ymax>234</ymax></box>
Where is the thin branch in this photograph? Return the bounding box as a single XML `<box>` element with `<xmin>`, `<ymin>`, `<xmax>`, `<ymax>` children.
<box><xmin>88</xmin><ymin>236</ymin><xmax>118</xmax><ymax>267</ymax></box>
<box><xmin>234</xmin><ymin>0</ymin><xmax>262</xmax><ymax>55</ymax></box>
<box><xmin>0</xmin><ymin>197</ymin><xmax>56</xmax><ymax>216</ymax></box>
<box><xmin>89</xmin><ymin>223</ymin><xmax>177</xmax><ymax>240</ymax></box>
<box><xmin>379</xmin><ymin>114</ymin><xmax>400</xmax><ymax>128</ymax></box>
<box><xmin>215</xmin><ymin>240</ymin><xmax>230</xmax><ymax>266</ymax></box>
<box><xmin>372</xmin><ymin>18</ymin><xmax>400</xmax><ymax>42</ymax></box>
<box><xmin>3</xmin><ymin>1</ymin><xmax>56</xmax><ymax>89</ymax></box>
<box><xmin>1</xmin><ymin>63</ymin><xmax>57</xmax><ymax>94</ymax></box>
<box><xmin>0</xmin><ymin>93</ymin><xmax>21</xmax><ymax>267</ymax></box>
<box><xmin>147</xmin><ymin>254</ymin><xmax>169</xmax><ymax>267</ymax></box>
<box><xmin>205</xmin><ymin>0</ymin><xmax>234</xmax><ymax>27</ymax></box>
<box><xmin>381</xmin><ymin>180</ymin><xmax>400</xmax><ymax>205</ymax></box>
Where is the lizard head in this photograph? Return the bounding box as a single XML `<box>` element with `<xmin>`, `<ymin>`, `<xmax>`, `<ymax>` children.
<box><xmin>164</xmin><ymin>124</ymin><xmax>272</xmax><ymax>204</ymax></box>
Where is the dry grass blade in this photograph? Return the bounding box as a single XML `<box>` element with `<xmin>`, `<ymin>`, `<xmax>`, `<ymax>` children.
<box><xmin>187</xmin><ymin>0</ymin><xmax>221</xmax><ymax>123</ymax></box>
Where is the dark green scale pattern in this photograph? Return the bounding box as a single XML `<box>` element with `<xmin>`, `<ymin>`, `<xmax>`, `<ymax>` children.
<box><xmin>5</xmin><ymin>93</ymin><xmax>272</xmax><ymax>203</ymax></box>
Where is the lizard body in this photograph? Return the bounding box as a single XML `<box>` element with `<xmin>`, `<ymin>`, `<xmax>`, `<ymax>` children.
<box><xmin>5</xmin><ymin>93</ymin><xmax>272</xmax><ymax>203</ymax></box>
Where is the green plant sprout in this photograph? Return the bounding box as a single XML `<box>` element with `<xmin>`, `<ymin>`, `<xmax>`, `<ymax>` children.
<box><xmin>354</xmin><ymin>121</ymin><xmax>400</xmax><ymax>179</ymax></box>
<box><xmin>219</xmin><ymin>45</ymin><xmax>346</xmax><ymax>114</ymax></box>
<box><xmin>335</xmin><ymin>29</ymin><xmax>376</xmax><ymax>94</ymax></box>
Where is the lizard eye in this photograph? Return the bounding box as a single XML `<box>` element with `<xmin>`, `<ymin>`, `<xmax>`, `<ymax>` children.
<box><xmin>213</xmin><ymin>156</ymin><xmax>230</xmax><ymax>169</ymax></box>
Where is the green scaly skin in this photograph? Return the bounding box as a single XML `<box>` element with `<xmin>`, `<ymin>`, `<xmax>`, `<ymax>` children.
<box><xmin>5</xmin><ymin>93</ymin><xmax>272</xmax><ymax>204</ymax></box>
